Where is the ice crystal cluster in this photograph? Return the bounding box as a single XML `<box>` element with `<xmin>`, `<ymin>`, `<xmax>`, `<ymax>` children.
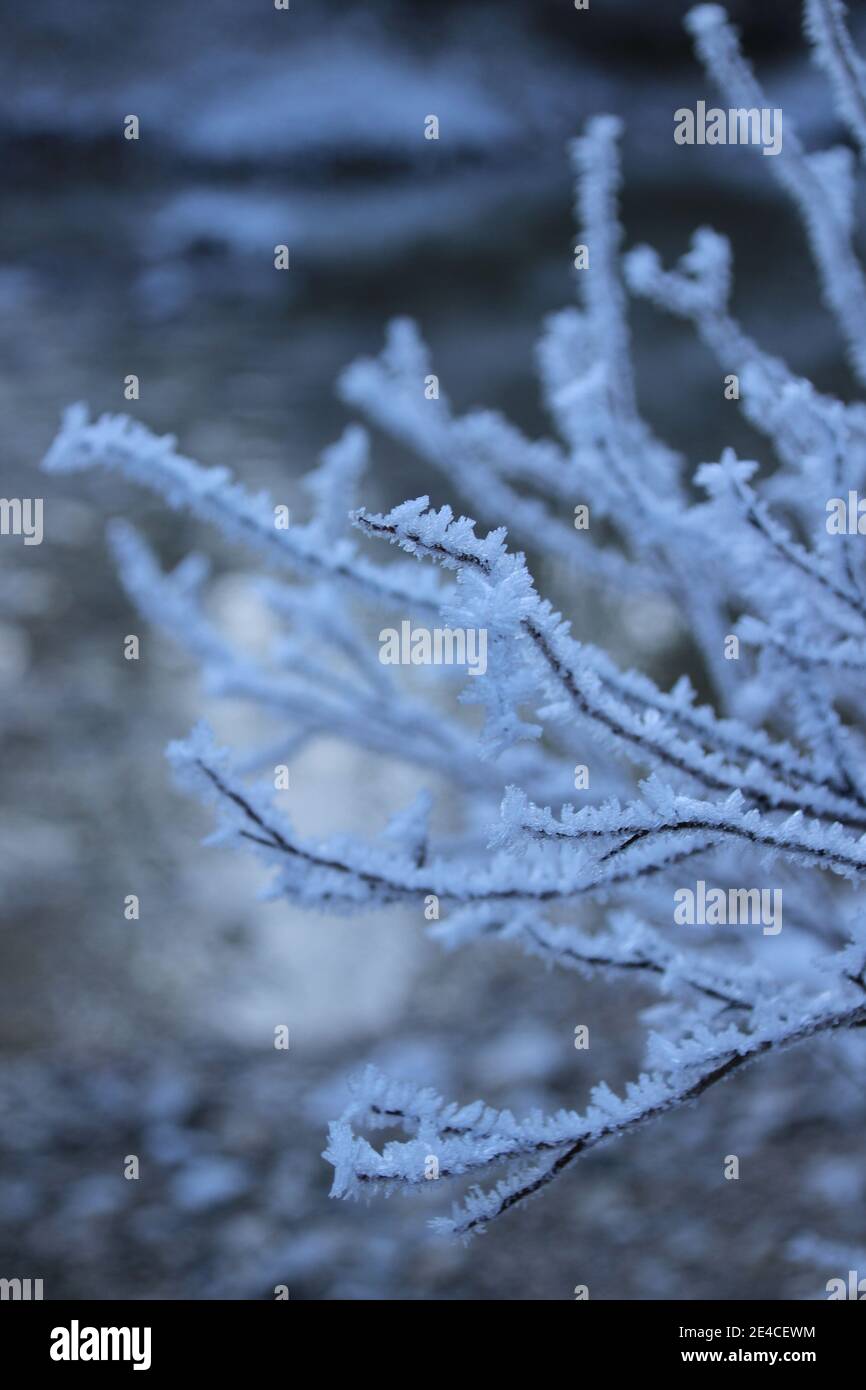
<box><xmin>42</xmin><ymin>3</ymin><xmax>866</xmax><ymax>1237</ymax></box>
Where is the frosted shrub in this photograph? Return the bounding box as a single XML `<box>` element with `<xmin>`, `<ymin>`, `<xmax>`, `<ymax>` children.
<box><xmin>43</xmin><ymin>3</ymin><xmax>866</xmax><ymax>1238</ymax></box>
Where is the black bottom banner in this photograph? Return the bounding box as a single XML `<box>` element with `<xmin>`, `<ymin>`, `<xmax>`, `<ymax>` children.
<box><xmin>1</xmin><ymin>1298</ymin><xmax>861</xmax><ymax>1374</ymax></box>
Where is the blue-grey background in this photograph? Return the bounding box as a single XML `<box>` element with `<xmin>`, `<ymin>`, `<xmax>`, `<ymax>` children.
<box><xmin>1</xmin><ymin>0</ymin><xmax>862</xmax><ymax>1299</ymax></box>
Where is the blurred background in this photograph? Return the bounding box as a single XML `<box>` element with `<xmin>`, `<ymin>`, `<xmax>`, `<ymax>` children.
<box><xmin>1</xmin><ymin>0</ymin><xmax>865</xmax><ymax>1299</ymax></box>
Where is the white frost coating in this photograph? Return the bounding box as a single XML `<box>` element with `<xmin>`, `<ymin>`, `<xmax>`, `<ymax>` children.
<box><xmin>41</xmin><ymin>4</ymin><xmax>866</xmax><ymax>1238</ymax></box>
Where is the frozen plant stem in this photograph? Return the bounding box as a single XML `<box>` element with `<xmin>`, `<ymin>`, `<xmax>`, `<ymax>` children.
<box><xmin>42</xmin><ymin>3</ymin><xmax>866</xmax><ymax>1238</ymax></box>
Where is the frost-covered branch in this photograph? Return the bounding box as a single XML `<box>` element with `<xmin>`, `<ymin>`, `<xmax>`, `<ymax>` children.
<box><xmin>169</xmin><ymin>728</ymin><xmax>725</xmax><ymax>908</ymax></box>
<box><xmin>326</xmin><ymin>981</ymin><xmax>866</xmax><ymax>1236</ymax></box>
<box><xmin>688</xmin><ymin>3</ymin><xmax>866</xmax><ymax>383</ymax></box>
<box><xmin>804</xmin><ymin>0</ymin><xmax>866</xmax><ymax>159</ymax></box>
<box><xmin>355</xmin><ymin>498</ymin><xmax>866</xmax><ymax>828</ymax></box>
<box><xmin>431</xmin><ymin>903</ymin><xmax>760</xmax><ymax>1010</ymax></box>
<box><xmin>43</xmin><ymin>408</ymin><xmax>446</xmax><ymax>616</ymax></box>
<box><xmin>501</xmin><ymin>782</ymin><xmax>866</xmax><ymax>881</ymax></box>
<box><xmin>42</xmin><ymin>1</ymin><xmax>866</xmax><ymax>1245</ymax></box>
